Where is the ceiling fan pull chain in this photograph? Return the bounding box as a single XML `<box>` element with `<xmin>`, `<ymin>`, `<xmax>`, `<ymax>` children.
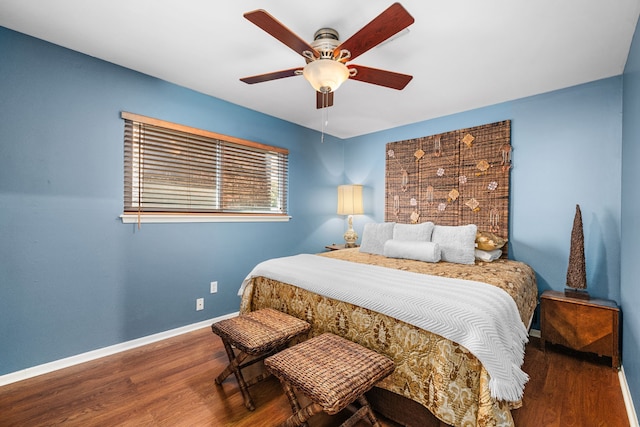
<box><xmin>325</xmin><ymin>105</ymin><xmax>329</xmax><ymax>127</ymax></box>
<box><xmin>321</xmin><ymin>92</ymin><xmax>330</xmax><ymax>143</ymax></box>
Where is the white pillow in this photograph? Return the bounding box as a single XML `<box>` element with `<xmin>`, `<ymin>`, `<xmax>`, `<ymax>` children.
<box><xmin>431</xmin><ymin>224</ymin><xmax>478</xmax><ymax>265</ymax></box>
<box><xmin>475</xmin><ymin>248</ymin><xmax>502</xmax><ymax>262</ymax></box>
<box><xmin>384</xmin><ymin>240</ymin><xmax>441</xmax><ymax>263</ymax></box>
<box><xmin>359</xmin><ymin>222</ymin><xmax>396</xmax><ymax>255</ymax></box>
<box><xmin>392</xmin><ymin>222</ymin><xmax>435</xmax><ymax>241</ymax></box>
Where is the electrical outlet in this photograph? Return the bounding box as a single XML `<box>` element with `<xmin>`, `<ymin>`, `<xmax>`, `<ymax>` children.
<box><xmin>196</xmin><ymin>298</ymin><xmax>204</xmax><ymax>311</ymax></box>
<box><xmin>210</xmin><ymin>281</ymin><xmax>218</xmax><ymax>294</ymax></box>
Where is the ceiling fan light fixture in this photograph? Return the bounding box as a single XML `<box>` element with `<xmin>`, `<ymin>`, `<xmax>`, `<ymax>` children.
<box><xmin>302</xmin><ymin>59</ymin><xmax>349</xmax><ymax>93</ymax></box>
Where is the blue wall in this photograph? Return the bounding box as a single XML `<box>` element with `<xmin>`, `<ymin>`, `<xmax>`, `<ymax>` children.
<box><xmin>0</xmin><ymin>27</ymin><xmax>345</xmax><ymax>375</ymax></box>
<box><xmin>622</xmin><ymin>13</ymin><xmax>640</xmax><ymax>415</ymax></box>
<box><xmin>344</xmin><ymin>78</ymin><xmax>623</xmax><ymax>304</ymax></box>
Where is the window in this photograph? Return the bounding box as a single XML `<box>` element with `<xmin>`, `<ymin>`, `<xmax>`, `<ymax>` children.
<box><xmin>121</xmin><ymin>112</ymin><xmax>289</xmax><ymax>223</ymax></box>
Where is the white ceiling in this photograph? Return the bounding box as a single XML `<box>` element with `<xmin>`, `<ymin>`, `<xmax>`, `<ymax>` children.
<box><xmin>1</xmin><ymin>0</ymin><xmax>639</xmax><ymax>139</ymax></box>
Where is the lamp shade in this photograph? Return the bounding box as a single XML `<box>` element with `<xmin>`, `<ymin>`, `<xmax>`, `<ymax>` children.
<box><xmin>337</xmin><ymin>185</ymin><xmax>364</xmax><ymax>215</ymax></box>
<box><xmin>303</xmin><ymin>59</ymin><xmax>350</xmax><ymax>93</ymax></box>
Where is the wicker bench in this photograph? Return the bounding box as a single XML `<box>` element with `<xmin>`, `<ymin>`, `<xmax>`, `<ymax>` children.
<box><xmin>210</xmin><ymin>308</ymin><xmax>311</xmax><ymax>411</ymax></box>
<box><xmin>265</xmin><ymin>333</ymin><xmax>395</xmax><ymax>427</ymax></box>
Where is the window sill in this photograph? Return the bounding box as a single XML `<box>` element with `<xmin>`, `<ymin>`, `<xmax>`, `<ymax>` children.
<box><xmin>120</xmin><ymin>213</ymin><xmax>291</xmax><ymax>224</ymax></box>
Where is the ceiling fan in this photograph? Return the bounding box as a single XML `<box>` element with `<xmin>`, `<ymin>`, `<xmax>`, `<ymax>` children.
<box><xmin>240</xmin><ymin>3</ymin><xmax>415</xmax><ymax>109</ymax></box>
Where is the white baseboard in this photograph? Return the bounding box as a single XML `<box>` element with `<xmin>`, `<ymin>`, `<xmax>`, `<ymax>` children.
<box><xmin>0</xmin><ymin>312</ymin><xmax>238</xmax><ymax>387</ymax></box>
<box><xmin>620</xmin><ymin>365</ymin><xmax>640</xmax><ymax>427</ymax></box>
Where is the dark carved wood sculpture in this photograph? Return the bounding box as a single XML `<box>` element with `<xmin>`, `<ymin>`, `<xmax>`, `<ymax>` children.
<box><xmin>565</xmin><ymin>204</ymin><xmax>589</xmax><ymax>299</ymax></box>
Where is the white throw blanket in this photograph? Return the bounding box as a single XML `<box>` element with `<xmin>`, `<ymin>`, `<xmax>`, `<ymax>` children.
<box><xmin>238</xmin><ymin>254</ymin><xmax>529</xmax><ymax>401</ymax></box>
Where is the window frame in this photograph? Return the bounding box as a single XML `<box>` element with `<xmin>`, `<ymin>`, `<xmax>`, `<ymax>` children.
<box><xmin>120</xmin><ymin>112</ymin><xmax>290</xmax><ymax>224</ymax></box>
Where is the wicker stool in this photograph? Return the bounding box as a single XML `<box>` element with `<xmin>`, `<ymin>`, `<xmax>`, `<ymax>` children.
<box><xmin>211</xmin><ymin>308</ymin><xmax>310</xmax><ymax>411</ymax></box>
<box><xmin>265</xmin><ymin>333</ymin><xmax>395</xmax><ymax>427</ymax></box>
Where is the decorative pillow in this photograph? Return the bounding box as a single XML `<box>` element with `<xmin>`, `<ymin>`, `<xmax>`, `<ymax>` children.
<box><xmin>392</xmin><ymin>222</ymin><xmax>435</xmax><ymax>241</ymax></box>
<box><xmin>476</xmin><ymin>231</ymin><xmax>507</xmax><ymax>251</ymax></box>
<box><xmin>359</xmin><ymin>222</ymin><xmax>396</xmax><ymax>255</ymax></box>
<box><xmin>475</xmin><ymin>249</ymin><xmax>502</xmax><ymax>262</ymax></box>
<box><xmin>431</xmin><ymin>224</ymin><xmax>478</xmax><ymax>265</ymax></box>
<box><xmin>384</xmin><ymin>240</ymin><xmax>441</xmax><ymax>263</ymax></box>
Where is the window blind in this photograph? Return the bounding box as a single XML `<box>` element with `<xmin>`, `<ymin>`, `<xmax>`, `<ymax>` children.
<box><xmin>122</xmin><ymin>112</ymin><xmax>288</xmax><ymax>216</ymax></box>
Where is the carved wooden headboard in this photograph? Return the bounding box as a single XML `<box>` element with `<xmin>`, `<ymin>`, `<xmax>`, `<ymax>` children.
<box><xmin>385</xmin><ymin>120</ymin><xmax>512</xmax><ymax>244</ymax></box>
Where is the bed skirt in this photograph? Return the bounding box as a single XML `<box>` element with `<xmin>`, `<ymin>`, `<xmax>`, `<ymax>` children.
<box><xmin>241</xmin><ymin>277</ymin><xmax>519</xmax><ymax>427</ymax></box>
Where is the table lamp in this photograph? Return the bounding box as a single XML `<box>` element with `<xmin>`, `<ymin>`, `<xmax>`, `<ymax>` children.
<box><xmin>337</xmin><ymin>184</ymin><xmax>364</xmax><ymax>247</ymax></box>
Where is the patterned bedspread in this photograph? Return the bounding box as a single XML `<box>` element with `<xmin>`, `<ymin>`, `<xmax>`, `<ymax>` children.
<box><xmin>239</xmin><ymin>248</ymin><xmax>538</xmax><ymax>427</ymax></box>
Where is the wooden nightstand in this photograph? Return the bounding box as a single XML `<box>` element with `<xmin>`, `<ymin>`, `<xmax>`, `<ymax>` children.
<box><xmin>540</xmin><ymin>290</ymin><xmax>620</xmax><ymax>369</ymax></box>
<box><xmin>325</xmin><ymin>243</ymin><xmax>359</xmax><ymax>251</ymax></box>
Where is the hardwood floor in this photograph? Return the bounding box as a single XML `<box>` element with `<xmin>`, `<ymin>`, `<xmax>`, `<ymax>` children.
<box><xmin>512</xmin><ymin>338</ymin><xmax>629</xmax><ymax>427</ymax></box>
<box><xmin>0</xmin><ymin>327</ymin><xmax>629</xmax><ymax>426</ymax></box>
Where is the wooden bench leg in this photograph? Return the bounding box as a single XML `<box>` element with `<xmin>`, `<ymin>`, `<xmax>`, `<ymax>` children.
<box><xmin>216</xmin><ymin>339</ymin><xmax>255</xmax><ymax>411</ymax></box>
<box><xmin>332</xmin><ymin>396</ymin><xmax>379</xmax><ymax>427</ymax></box>
<box><xmin>279</xmin><ymin>391</ymin><xmax>378</xmax><ymax>427</ymax></box>
<box><xmin>216</xmin><ymin>341</ymin><xmax>298</xmax><ymax>412</ymax></box>
<box><xmin>280</xmin><ymin>403</ymin><xmax>323</xmax><ymax>427</ymax></box>
<box><xmin>278</xmin><ymin>379</ymin><xmax>316</xmax><ymax>427</ymax></box>
<box><xmin>340</xmin><ymin>406</ymin><xmax>370</xmax><ymax>427</ymax></box>
<box><xmin>215</xmin><ymin>340</ymin><xmax>249</xmax><ymax>384</ymax></box>
<box><xmin>356</xmin><ymin>395</ymin><xmax>380</xmax><ymax>427</ymax></box>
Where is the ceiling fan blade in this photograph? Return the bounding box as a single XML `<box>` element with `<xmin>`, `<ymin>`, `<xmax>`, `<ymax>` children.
<box><xmin>244</xmin><ymin>9</ymin><xmax>319</xmax><ymax>58</ymax></box>
<box><xmin>240</xmin><ymin>67</ymin><xmax>303</xmax><ymax>84</ymax></box>
<box><xmin>316</xmin><ymin>91</ymin><xmax>334</xmax><ymax>109</ymax></box>
<box><xmin>348</xmin><ymin>65</ymin><xmax>413</xmax><ymax>90</ymax></box>
<box><xmin>334</xmin><ymin>3</ymin><xmax>414</xmax><ymax>62</ymax></box>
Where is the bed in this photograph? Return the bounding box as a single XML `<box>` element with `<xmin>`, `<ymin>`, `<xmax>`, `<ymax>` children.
<box><xmin>238</xmin><ymin>122</ymin><xmax>537</xmax><ymax>426</ymax></box>
<box><xmin>238</xmin><ymin>242</ymin><xmax>537</xmax><ymax>427</ymax></box>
